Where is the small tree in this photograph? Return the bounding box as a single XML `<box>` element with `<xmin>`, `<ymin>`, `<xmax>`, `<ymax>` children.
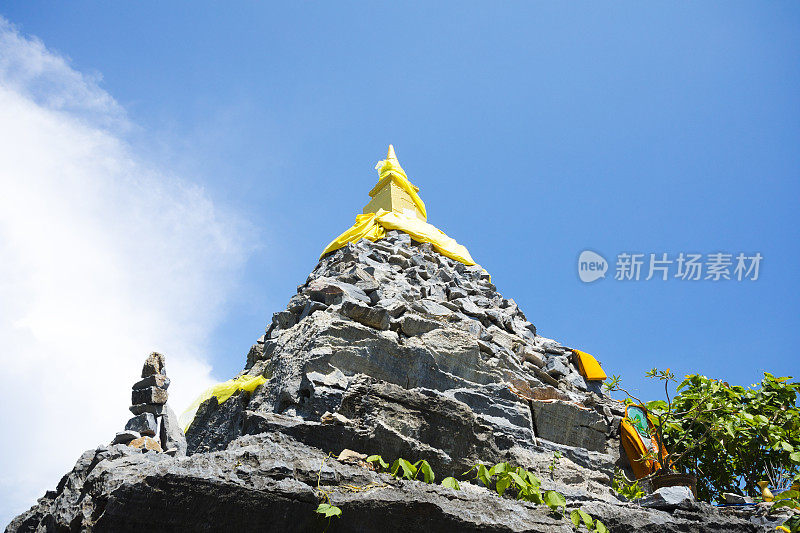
<box><xmin>606</xmin><ymin>368</ymin><xmax>735</xmax><ymax>490</ymax></box>
<box><xmin>607</xmin><ymin>370</ymin><xmax>800</xmax><ymax>502</ymax></box>
<box><xmin>665</xmin><ymin>373</ymin><xmax>800</xmax><ymax>501</ymax></box>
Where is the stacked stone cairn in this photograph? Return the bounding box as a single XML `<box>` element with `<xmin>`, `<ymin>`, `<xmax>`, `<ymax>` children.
<box><xmin>111</xmin><ymin>352</ymin><xmax>187</xmax><ymax>456</ymax></box>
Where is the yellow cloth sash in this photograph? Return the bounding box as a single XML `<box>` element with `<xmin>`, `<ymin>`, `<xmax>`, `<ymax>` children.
<box><xmin>321</xmin><ymin>209</ymin><xmax>475</xmax><ymax>265</ymax></box>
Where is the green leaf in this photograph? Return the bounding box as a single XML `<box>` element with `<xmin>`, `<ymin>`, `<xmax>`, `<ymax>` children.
<box><xmin>543</xmin><ymin>490</ymin><xmax>566</xmax><ymax>511</ymax></box>
<box><xmin>526</xmin><ymin>487</ymin><xmax>543</xmax><ymax>504</ymax></box>
<box><xmin>315</xmin><ymin>503</ymin><xmax>342</xmax><ymax>518</ymax></box>
<box><xmin>645</xmin><ymin>400</ymin><xmax>668</xmax><ymax>412</ymax></box>
<box><xmin>570</xmin><ymin>510</ymin><xmax>581</xmax><ymax>527</ymax></box>
<box><xmin>508</xmin><ymin>472</ymin><xmax>528</xmax><ymax>489</ymax></box>
<box><xmin>523</xmin><ymin>471</ymin><xmax>542</xmax><ymax>488</ymax></box>
<box><xmin>771</xmin><ymin>499</ymin><xmax>798</xmax><ymax>510</ymax></box>
<box><xmin>790</xmin><ymin>451</ymin><xmax>800</xmax><ymax>464</ymax></box>
<box><xmin>496</xmin><ymin>475</ymin><xmax>512</xmax><ymax>497</ymax></box>
<box><xmin>366</xmin><ymin>455</ymin><xmax>389</xmax><ymax>469</ymax></box>
<box><xmin>414</xmin><ymin>459</ymin><xmax>435</xmax><ymax>484</ymax></box>
<box><xmin>441</xmin><ymin>477</ymin><xmax>460</xmax><ymax>490</ymax></box>
<box><xmin>488</xmin><ymin>462</ymin><xmax>510</xmax><ymax>476</ymax></box>
<box><xmin>475</xmin><ymin>464</ymin><xmax>491</xmax><ymax>488</ymax></box>
<box><xmin>392</xmin><ymin>458</ymin><xmax>417</xmax><ymax>480</ymax></box>
<box><xmin>594</xmin><ymin>519</ymin><xmax>609</xmax><ymax>533</ymax></box>
<box><xmin>578</xmin><ymin>509</ymin><xmax>593</xmax><ymax>528</ymax></box>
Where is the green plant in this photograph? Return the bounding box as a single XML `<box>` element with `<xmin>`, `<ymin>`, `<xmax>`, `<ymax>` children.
<box><xmin>570</xmin><ymin>509</ymin><xmax>609</xmax><ymax>533</ymax></box>
<box><xmin>607</xmin><ymin>371</ymin><xmax>800</xmax><ymax>503</ymax></box>
<box><xmin>315</xmin><ymin>503</ymin><xmax>342</xmax><ymax>518</ymax></box>
<box><xmin>314</xmin><ymin>454</ymin><xmax>341</xmax><ymax>530</ymax></box>
<box><xmin>611</xmin><ymin>468</ymin><xmax>645</xmax><ymax>501</ymax></box>
<box><xmin>660</xmin><ymin>373</ymin><xmax>800</xmax><ymax>502</ymax></box>
<box><xmin>770</xmin><ymin>489</ymin><xmax>800</xmax><ymax>532</ymax></box>
<box><xmin>465</xmin><ymin>461</ymin><xmax>607</xmax><ymax>531</ymax></box>
<box><xmin>777</xmin><ymin>515</ymin><xmax>800</xmax><ymax>533</ymax></box>
<box><xmin>366</xmin><ymin>455</ymin><xmax>435</xmax><ymax>484</ymax></box>
<box><xmin>549</xmin><ymin>451</ymin><xmax>563</xmax><ymax>480</ymax></box>
<box><xmin>365</xmin><ymin>455</ymin><xmax>609</xmax><ymax>531</ymax></box>
<box><xmin>441</xmin><ymin>476</ymin><xmax>460</xmax><ymax>490</ymax></box>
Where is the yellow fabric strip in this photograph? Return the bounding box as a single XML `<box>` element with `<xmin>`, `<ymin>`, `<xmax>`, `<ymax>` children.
<box><xmin>620</xmin><ymin>418</ymin><xmax>658</xmax><ymax>479</ymax></box>
<box><xmin>179</xmin><ymin>374</ymin><xmax>267</xmax><ymax>432</ymax></box>
<box><xmin>321</xmin><ymin>209</ymin><xmax>475</xmax><ymax>265</ymax></box>
<box><xmin>620</xmin><ymin>405</ymin><xmax>670</xmax><ymax>478</ymax></box>
<box><xmin>572</xmin><ymin>349</ymin><xmax>607</xmax><ymax>381</ymax></box>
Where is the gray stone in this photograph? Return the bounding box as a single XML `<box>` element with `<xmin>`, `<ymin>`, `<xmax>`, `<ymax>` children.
<box><xmin>375</xmin><ymin>298</ymin><xmax>407</xmax><ymax>318</ymax></box>
<box><xmin>391</xmin><ymin>230</ymin><xmax>411</xmax><ymax>245</ymax></box>
<box><xmin>456</xmin><ymin>316</ymin><xmax>484</xmax><ymax>337</ymax></box>
<box><xmin>519</xmin><ymin>349</ymin><xmax>544</xmax><ymax>367</ymax></box>
<box><xmin>388</xmin><ymin>254</ymin><xmax>408</xmax><ymax>267</ymax></box>
<box><xmin>285</xmin><ymin>293</ymin><xmax>310</xmax><ymax>313</ymax></box>
<box><xmin>411</xmin><ymin>299</ymin><xmax>452</xmax><ymax>317</ymax></box>
<box><xmin>485</xmin><ymin>308</ymin><xmax>511</xmax><ymax>330</ymax></box>
<box><xmin>131</xmin><ymin>386</ymin><xmax>168</xmax><ymax>405</ymax></box>
<box><xmin>298</xmin><ymin>300</ymin><xmax>327</xmax><ymax>322</ymax></box>
<box><xmin>159</xmin><ymin>404</ymin><xmax>187</xmax><ymax>457</ymax></box>
<box><xmin>545</xmin><ymin>355</ymin><xmax>570</xmax><ymax>378</ymax></box>
<box><xmin>111</xmin><ymin>430</ymin><xmax>140</xmax><ymax>445</ymax></box>
<box><xmin>511</xmin><ymin>317</ymin><xmax>537</xmax><ymax>340</ymax></box>
<box><xmin>531</xmin><ymin>400</ymin><xmax>608</xmax><ymax>451</ymax></box>
<box><xmin>132</xmin><ymin>373</ymin><xmax>170</xmax><ymax>391</ymax></box>
<box><xmin>408</xmin><ymin>253</ymin><xmax>425</xmax><ymax>267</ymax></box>
<box><xmin>344</xmin><ymin>266</ymin><xmax>380</xmax><ymax>292</ymax></box>
<box><xmin>487</xmin><ymin>325</ymin><xmax>520</xmax><ymax>352</ymax></box>
<box><xmin>421</xmin><ymin>284</ymin><xmax>447</xmax><ymax>301</ymax></box>
<box><xmin>141</xmin><ymin>352</ymin><xmax>165</xmax><ymax>378</ymax></box>
<box><xmin>340</xmin><ymin>300</ymin><xmax>389</xmax><ymax>330</ymax></box>
<box><xmin>565</xmin><ymin>370</ymin><xmax>589</xmax><ymax>391</ymax></box>
<box><xmin>271</xmin><ymin>310</ymin><xmax>296</xmax><ymax>329</ymax></box>
<box><xmin>448</xmin><ymin>286</ymin><xmax>468</xmax><ymax>300</ymax></box>
<box><xmin>639</xmin><ymin>485</ymin><xmax>697</xmax><ymax>511</ymax></box>
<box><xmin>125</xmin><ymin>413</ymin><xmax>157</xmax><ymax>437</ymax></box>
<box><xmin>723</xmin><ymin>492</ymin><xmax>754</xmax><ymax>504</ymax></box>
<box><xmin>471</xmin><ymin>295</ymin><xmax>492</xmax><ymax>308</ymax></box>
<box><xmin>400</xmin><ymin>314</ymin><xmax>440</xmax><ymax>336</ymax></box>
<box><xmin>477</xmin><ymin>339</ymin><xmax>499</xmax><ymax>356</ymax></box>
<box><xmin>129</xmin><ymin>403</ymin><xmax>164</xmax><ymax>416</ymax></box>
<box><xmin>438</xmin><ymin>300</ymin><xmax>461</xmax><ymax>312</ymax></box>
<box><xmin>307</xmin><ymin>279</ymin><xmax>370</xmax><ymax>305</ymax></box>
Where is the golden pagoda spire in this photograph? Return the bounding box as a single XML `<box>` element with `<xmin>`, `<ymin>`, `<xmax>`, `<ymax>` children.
<box><xmin>375</xmin><ymin>144</ymin><xmax>409</xmax><ymax>181</ymax></box>
<box><xmin>321</xmin><ymin>146</ymin><xmax>476</xmax><ymax>265</ymax></box>
<box><xmin>364</xmin><ymin>145</ymin><xmax>427</xmax><ymax>221</ymax></box>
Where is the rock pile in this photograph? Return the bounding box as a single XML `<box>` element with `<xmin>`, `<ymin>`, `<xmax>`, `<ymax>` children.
<box><xmin>193</xmin><ymin>230</ymin><xmax>623</xmax><ymax>474</ymax></box>
<box><xmin>7</xmin><ymin>232</ymin><xmax>781</xmax><ymax>532</ymax></box>
<box><xmin>111</xmin><ymin>352</ymin><xmax>186</xmax><ymax>456</ymax></box>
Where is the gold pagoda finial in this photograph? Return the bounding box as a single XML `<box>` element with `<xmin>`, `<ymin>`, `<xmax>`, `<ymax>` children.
<box><xmin>365</xmin><ymin>145</ymin><xmax>427</xmax><ymax>221</ymax></box>
<box><xmin>375</xmin><ymin>144</ymin><xmax>407</xmax><ymax>179</ymax></box>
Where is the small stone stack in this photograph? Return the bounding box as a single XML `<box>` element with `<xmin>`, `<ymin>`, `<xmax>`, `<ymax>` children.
<box><xmin>111</xmin><ymin>352</ymin><xmax>187</xmax><ymax>456</ymax></box>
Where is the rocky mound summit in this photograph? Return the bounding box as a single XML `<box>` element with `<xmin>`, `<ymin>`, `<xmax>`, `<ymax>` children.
<box><xmin>8</xmin><ymin>230</ymin><xmax>782</xmax><ymax>532</ymax></box>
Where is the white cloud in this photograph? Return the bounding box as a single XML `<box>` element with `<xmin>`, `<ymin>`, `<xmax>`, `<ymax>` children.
<box><xmin>0</xmin><ymin>18</ymin><xmax>250</xmax><ymax>523</ymax></box>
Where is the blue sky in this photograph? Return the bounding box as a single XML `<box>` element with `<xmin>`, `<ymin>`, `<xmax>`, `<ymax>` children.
<box><xmin>6</xmin><ymin>0</ymin><xmax>800</xmax><ymax>401</ymax></box>
<box><xmin>0</xmin><ymin>2</ymin><xmax>798</xmax><ymax>521</ymax></box>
